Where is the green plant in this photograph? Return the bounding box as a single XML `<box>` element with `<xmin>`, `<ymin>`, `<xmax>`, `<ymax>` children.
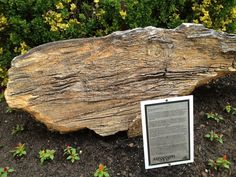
<box><xmin>0</xmin><ymin>92</ymin><xmax>4</xmax><ymax>102</ymax></box>
<box><xmin>208</xmin><ymin>155</ymin><xmax>230</xmax><ymax>170</ymax></box>
<box><xmin>39</xmin><ymin>149</ymin><xmax>55</xmax><ymax>164</ymax></box>
<box><xmin>0</xmin><ymin>167</ymin><xmax>14</xmax><ymax>177</ymax></box>
<box><xmin>63</xmin><ymin>145</ymin><xmax>80</xmax><ymax>163</ymax></box>
<box><xmin>0</xmin><ymin>66</ymin><xmax>8</xmax><ymax>88</ymax></box>
<box><xmin>11</xmin><ymin>124</ymin><xmax>24</xmax><ymax>135</ymax></box>
<box><xmin>232</xmin><ymin>108</ymin><xmax>236</xmax><ymax>115</ymax></box>
<box><xmin>5</xmin><ymin>107</ymin><xmax>13</xmax><ymax>114</ymax></box>
<box><xmin>224</xmin><ymin>103</ymin><xmax>232</xmax><ymax>113</ymax></box>
<box><xmin>94</xmin><ymin>164</ymin><xmax>109</xmax><ymax>177</ymax></box>
<box><xmin>224</xmin><ymin>103</ymin><xmax>236</xmax><ymax>116</ymax></box>
<box><xmin>206</xmin><ymin>112</ymin><xmax>224</xmax><ymax>123</ymax></box>
<box><xmin>192</xmin><ymin>0</ymin><xmax>236</xmax><ymax>33</ymax></box>
<box><xmin>10</xmin><ymin>143</ymin><xmax>26</xmax><ymax>158</ymax></box>
<box><xmin>204</xmin><ymin>130</ymin><xmax>223</xmax><ymax>144</ymax></box>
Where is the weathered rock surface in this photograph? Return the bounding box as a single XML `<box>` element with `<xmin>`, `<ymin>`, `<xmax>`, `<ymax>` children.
<box><xmin>5</xmin><ymin>23</ymin><xmax>236</xmax><ymax>136</ymax></box>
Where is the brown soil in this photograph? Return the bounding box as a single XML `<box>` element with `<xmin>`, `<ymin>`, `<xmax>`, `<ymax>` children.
<box><xmin>1</xmin><ymin>74</ymin><xmax>236</xmax><ymax>177</ymax></box>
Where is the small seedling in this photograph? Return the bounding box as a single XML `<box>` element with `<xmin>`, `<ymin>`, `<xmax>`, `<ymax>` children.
<box><xmin>224</xmin><ymin>103</ymin><xmax>236</xmax><ymax>116</ymax></box>
<box><xmin>94</xmin><ymin>164</ymin><xmax>110</xmax><ymax>177</ymax></box>
<box><xmin>224</xmin><ymin>103</ymin><xmax>232</xmax><ymax>113</ymax></box>
<box><xmin>204</xmin><ymin>130</ymin><xmax>223</xmax><ymax>144</ymax></box>
<box><xmin>39</xmin><ymin>149</ymin><xmax>55</xmax><ymax>164</ymax></box>
<box><xmin>0</xmin><ymin>167</ymin><xmax>14</xmax><ymax>177</ymax></box>
<box><xmin>206</xmin><ymin>112</ymin><xmax>224</xmax><ymax>123</ymax></box>
<box><xmin>11</xmin><ymin>143</ymin><xmax>26</xmax><ymax>158</ymax></box>
<box><xmin>11</xmin><ymin>124</ymin><xmax>24</xmax><ymax>135</ymax></box>
<box><xmin>5</xmin><ymin>107</ymin><xmax>13</xmax><ymax>114</ymax></box>
<box><xmin>208</xmin><ymin>155</ymin><xmax>230</xmax><ymax>170</ymax></box>
<box><xmin>64</xmin><ymin>145</ymin><xmax>80</xmax><ymax>163</ymax></box>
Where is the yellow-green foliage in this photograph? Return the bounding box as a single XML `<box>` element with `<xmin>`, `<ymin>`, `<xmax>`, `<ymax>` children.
<box><xmin>43</xmin><ymin>0</ymin><xmax>79</xmax><ymax>32</ymax></box>
<box><xmin>0</xmin><ymin>65</ymin><xmax>8</xmax><ymax>87</ymax></box>
<box><xmin>192</xmin><ymin>0</ymin><xmax>236</xmax><ymax>32</ymax></box>
<box><xmin>0</xmin><ymin>0</ymin><xmax>235</xmax><ymax>72</ymax></box>
<box><xmin>14</xmin><ymin>41</ymin><xmax>29</xmax><ymax>55</ymax></box>
<box><xmin>0</xmin><ymin>14</ymin><xmax>7</xmax><ymax>31</ymax></box>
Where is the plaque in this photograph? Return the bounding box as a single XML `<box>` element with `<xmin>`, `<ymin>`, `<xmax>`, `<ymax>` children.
<box><xmin>141</xmin><ymin>95</ymin><xmax>194</xmax><ymax>169</ymax></box>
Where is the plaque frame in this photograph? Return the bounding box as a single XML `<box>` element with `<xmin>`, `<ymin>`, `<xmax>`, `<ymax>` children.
<box><xmin>141</xmin><ymin>95</ymin><xmax>194</xmax><ymax>169</ymax></box>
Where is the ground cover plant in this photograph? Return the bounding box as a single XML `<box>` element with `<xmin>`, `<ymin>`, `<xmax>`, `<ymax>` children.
<box><xmin>39</xmin><ymin>149</ymin><xmax>56</xmax><ymax>164</ymax></box>
<box><xmin>0</xmin><ymin>167</ymin><xmax>14</xmax><ymax>177</ymax></box>
<box><xmin>11</xmin><ymin>125</ymin><xmax>24</xmax><ymax>135</ymax></box>
<box><xmin>204</xmin><ymin>130</ymin><xmax>224</xmax><ymax>144</ymax></box>
<box><xmin>208</xmin><ymin>155</ymin><xmax>231</xmax><ymax>171</ymax></box>
<box><xmin>10</xmin><ymin>143</ymin><xmax>26</xmax><ymax>158</ymax></box>
<box><xmin>63</xmin><ymin>145</ymin><xmax>80</xmax><ymax>163</ymax></box>
<box><xmin>205</xmin><ymin>112</ymin><xmax>224</xmax><ymax>123</ymax></box>
<box><xmin>94</xmin><ymin>164</ymin><xmax>110</xmax><ymax>177</ymax></box>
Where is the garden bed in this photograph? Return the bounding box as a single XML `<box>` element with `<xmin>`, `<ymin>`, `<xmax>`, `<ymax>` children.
<box><xmin>1</xmin><ymin>74</ymin><xmax>236</xmax><ymax>177</ymax></box>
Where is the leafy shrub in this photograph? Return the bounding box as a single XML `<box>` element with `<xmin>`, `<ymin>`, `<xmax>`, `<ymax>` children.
<box><xmin>192</xmin><ymin>0</ymin><xmax>236</xmax><ymax>33</ymax></box>
<box><xmin>0</xmin><ymin>0</ymin><xmax>235</xmax><ymax>71</ymax></box>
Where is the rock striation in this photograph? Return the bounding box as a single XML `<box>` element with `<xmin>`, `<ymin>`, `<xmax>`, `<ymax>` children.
<box><xmin>5</xmin><ymin>23</ymin><xmax>236</xmax><ymax>136</ymax></box>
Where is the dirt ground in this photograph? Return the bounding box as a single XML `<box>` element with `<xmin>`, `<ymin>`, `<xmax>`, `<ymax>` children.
<box><xmin>1</xmin><ymin>74</ymin><xmax>236</xmax><ymax>177</ymax></box>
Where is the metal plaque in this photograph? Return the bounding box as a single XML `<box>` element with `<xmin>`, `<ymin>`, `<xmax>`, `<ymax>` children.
<box><xmin>141</xmin><ymin>95</ymin><xmax>194</xmax><ymax>169</ymax></box>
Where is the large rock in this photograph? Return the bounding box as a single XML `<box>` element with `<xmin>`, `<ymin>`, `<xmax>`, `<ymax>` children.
<box><xmin>5</xmin><ymin>23</ymin><xmax>236</xmax><ymax>136</ymax></box>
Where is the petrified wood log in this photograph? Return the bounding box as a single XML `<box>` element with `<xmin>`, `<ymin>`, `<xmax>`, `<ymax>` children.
<box><xmin>5</xmin><ymin>23</ymin><xmax>236</xmax><ymax>136</ymax></box>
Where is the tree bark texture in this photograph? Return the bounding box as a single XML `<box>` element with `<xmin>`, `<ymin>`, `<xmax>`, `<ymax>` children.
<box><xmin>5</xmin><ymin>23</ymin><xmax>236</xmax><ymax>136</ymax></box>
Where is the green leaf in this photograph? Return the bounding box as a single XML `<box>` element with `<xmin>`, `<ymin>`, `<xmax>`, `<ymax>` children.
<box><xmin>225</xmin><ymin>104</ymin><xmax>231</xmax><ymax>113</ymax></box>
<box><xmin>94</xmin><ymin>170</ymin><xmax>99</xmax><ymax>177</ymax></box>
<box><xmin>50</xmin><ymin>155</ymin><xmax>54</xmax><ymax>160</ymax></box>
<box><xmin>223</xmin><ymin>163</ymin><xmax>229</xmax><ymax>169</ymax></box>
<box><xmin>232</xmin><ymin>108</ymin><xmax>236</xmax><ymax>115</ymax></box>
<box><xmin>218</xmin><ymin>139</ymin><xmax>223</xmax><ymax>144</ymax></box>
<box><xmin>40</xmin><ymin>158</ymin><xmax>44</xmax><ymax>164</ymax></box>
<box><xmin>2</xmin><ymin>173</ymin><xmax>7</xmax><ymax>177</ymax></box>
<box><xmin>104</xmin><ymin>172</ymin><xmax>110</xmax><ymax>177</ymax></box>
<box><xmin>8</xmin><ymin>168</ymin><xmax>14</xmax><ymax>173</ymax></box>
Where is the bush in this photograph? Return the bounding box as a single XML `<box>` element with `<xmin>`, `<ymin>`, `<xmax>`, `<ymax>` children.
<box><xmin>192</xmin><ymin>0</ymin><xmax>236</xmax><ymax>33</ymax></box>
<box><xmin>0</xmin><ymin>0</ymin><xmax>235</xmax><ymax>70</ymax></box>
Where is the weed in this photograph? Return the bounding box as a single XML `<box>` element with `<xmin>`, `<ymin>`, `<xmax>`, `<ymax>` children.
<box><xmin>5</xmin><ymin>107</ymin><xmax>13</xmax><ymax>114</ymax></box>
<box><xmin>11</xmin><ymin>124</ymin><xmax>24</xmax><ymax>135</ymax></box>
